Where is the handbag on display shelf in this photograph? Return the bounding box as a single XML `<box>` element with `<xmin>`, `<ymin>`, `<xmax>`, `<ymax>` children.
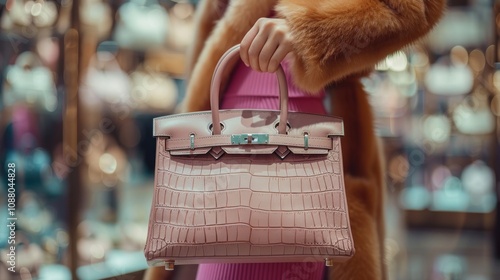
<box><xmin>166</xmin><ymin>1</ymin><xmax>195</xmax><ymax>52</ymax></box>
<box><xmin>362</xmin><ymin>73</ymin><xmax>409</xmax><ymax>136</ymax></box>
<box><xmin>79</xmin><ymin>51</ymin><xmax>132</xmax><ymax>111</ymax></box>
<box><xmin>422</xmin><ymin>113</ymin><xmax>451</xmax><ymax>145</ymax></box>
<box><xmin>2</xmin><ymin>51</ymin><xmax>57</xmax><ymax>112</ymax></box>
<box><xmin>144</xmin><ymin>45</ymin><xmax>354</xmax><ymax>270</ymax></box>
<box><xmin>0</xmin><ymin>233</ymin><xmax>44</xmax><ymax>278</ymax></box>
<box><xmin>452</xmin><ymin>89</ymin><xmax>495</xmax><ymax>135</ymax></box>
<box><xmin>424</xmin><ymin>57</ymin><xmax>474</xmax><ymax>96</ymax></box>
<box><xmin>130</xmin><ymin>65</ymin><xmax>178</xmax><ymax>114</ymax></box>
<box><xmin>80</xmin><ymin>0</ymin><xmax>113</xmax><ymax>40</ymax></box>
<box><xmin>461</xmin><ymin>160</ymin><xmax>496</xmax><ymax>211</ymax></box>
<box><xmin>0</xmin><ymin>0</ymin><xmax>58</xmax><ymax>31</ymax></box>
<box><xmin>114</xmin><ymin>0</ymin><xmax>170</xmax><ymax>51</ymax></box>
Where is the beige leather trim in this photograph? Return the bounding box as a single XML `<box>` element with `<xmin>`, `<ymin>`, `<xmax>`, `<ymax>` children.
<box><xmin>162</xmin><ymin>134</ymin><xmax>333</xmax><ymax>150</ymax></box>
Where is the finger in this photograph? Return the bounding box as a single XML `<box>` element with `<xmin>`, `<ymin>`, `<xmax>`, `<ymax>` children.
<box><xmin>247</xmin><ymin>30</ymin><xmax>268</xmax><ymax>72</ymax></box>
<box><xmin>260</xmin><ymin>24</ymin><xmax>290</xmax><ymax>72</ymax></box>
<box><xmin>240</xmin><ymin>25</ymin><xmax>259</xmax><ymax>67</ymax></box>
<box><xmin>259</xmin><ymin>38</ymin><xmax>279</xmax><ymax>72</ymax></box>
<box><xmin>268</xmin><ymin>43</ymin><xmax>293</xmax><ymax>72</ymax></box>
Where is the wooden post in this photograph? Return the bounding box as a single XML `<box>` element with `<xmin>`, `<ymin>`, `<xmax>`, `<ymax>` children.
<box><xmin>64</xmin><ymin>0</ymin><xmax>82</xmax><ymax>278</ymax></box>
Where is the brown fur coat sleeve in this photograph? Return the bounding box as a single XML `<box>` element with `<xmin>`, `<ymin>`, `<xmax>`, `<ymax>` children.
<box><xmin>276</xmin><ymin>0</ymin><xmax>446</xmax><ymax>92</ymax></box>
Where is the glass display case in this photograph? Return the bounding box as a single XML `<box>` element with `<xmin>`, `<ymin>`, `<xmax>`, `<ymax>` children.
<box><xmin>366</xmin><ymin>0</ymin><xmax>498</xmax><ymax>229</ymax></box>
<box><xmin>75</xmin><ymin>0</ymin><xmax>194</xmax><ymax>278</ymax></box>
<box><xmin>0</xmin><ymin>0</ymin><xmax>74</xmax><ymax>278</ymax></box>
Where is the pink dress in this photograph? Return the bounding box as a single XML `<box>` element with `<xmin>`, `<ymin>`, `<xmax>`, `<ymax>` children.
<box><xmin>195</xmin><ymin>59</ymin><xmax>327</xmax><ymax>280</ymax></box>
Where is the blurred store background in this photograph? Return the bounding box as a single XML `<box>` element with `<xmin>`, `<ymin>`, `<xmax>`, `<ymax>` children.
<box><xmin>0</xmin><ymin>0</ymin><xmax>499</xmax><ymax>279</ymax></box>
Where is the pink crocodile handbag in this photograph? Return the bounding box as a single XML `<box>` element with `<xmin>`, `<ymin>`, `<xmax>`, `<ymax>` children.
<box><xmin>144</xmin><ymin>45</ymin><xmax>355</xmax><ymax>270</ymax></box>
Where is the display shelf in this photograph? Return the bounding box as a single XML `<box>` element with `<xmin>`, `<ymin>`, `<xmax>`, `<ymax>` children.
<box><xmin>405</xmin><ymin>210</ymin><xmax>496</xmax><ymax>230</ymax></box>
<box><xmin>382</xmin><ymin>130</ymin><xmax>497</xmax><ymax>216</ymax></box>
<box><xmin>72</xmin><ymin>0</ymin><xmax>192</xmax><ymax>277</ymax></box>
<box><xmin>0</xmin><ymin>1</ymin><xmax>75</xmax><ymax>278</ymax></box>
<box><xmin>77</xmin><ymin>250</ymin><xmax>147</xmax><ymax>280</ymax></box>
<box><xmin>370</xmin><ymin>0</ymin><xmax>498</xmax><ymax>231</ymax></box>
<box><xmin>145</xmin><ymin>49</ymin><xmax>187</xmax><ymax>78</ymax></box>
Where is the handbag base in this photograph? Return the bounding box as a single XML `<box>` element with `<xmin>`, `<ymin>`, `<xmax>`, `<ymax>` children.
<box><xmin>151</xmin><ymin>256</ymin><xmax>347</xmax><ymax>270</ymax></box>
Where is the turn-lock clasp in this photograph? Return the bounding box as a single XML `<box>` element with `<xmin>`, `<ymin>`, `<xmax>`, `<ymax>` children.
<box><xmin>231</xmin><ymin>133</ymin><xmax>269</xmax><ymax>145</ymax></box>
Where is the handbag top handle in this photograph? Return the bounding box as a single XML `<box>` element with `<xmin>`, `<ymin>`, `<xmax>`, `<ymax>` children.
<box><xmin>209</xmin><ymin>44</ymin><xmax>289</xmax><ymax>135</ymax></box>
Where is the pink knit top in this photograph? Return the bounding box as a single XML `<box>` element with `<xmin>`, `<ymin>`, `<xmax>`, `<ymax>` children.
<box><xmin>220</xmin><ymin>59</ymin><xmax>327</xmax><ymax>114</ymax></box>
<box><xmin>195</xmin><ymin>60</ymin><xmax>327</xmax><ymax>280</ymax></box>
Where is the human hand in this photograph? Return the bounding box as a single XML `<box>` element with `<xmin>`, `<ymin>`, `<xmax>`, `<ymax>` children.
<box><xmin>240</xmin><ymin>18</ymin><xmax>293</xmax><ymax>73</ymax></box>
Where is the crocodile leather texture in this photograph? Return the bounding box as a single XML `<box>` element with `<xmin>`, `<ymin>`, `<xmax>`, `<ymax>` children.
<box><xmin>144</xmin><ymin>45</ymin><xmax>354</xmax><ymax>267</ymax></box>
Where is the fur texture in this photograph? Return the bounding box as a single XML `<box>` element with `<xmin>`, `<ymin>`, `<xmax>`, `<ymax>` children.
<box><xmin>155</xmin><ymin>1</ymin><xmax>445</xmax><ymax>279</ymax></box>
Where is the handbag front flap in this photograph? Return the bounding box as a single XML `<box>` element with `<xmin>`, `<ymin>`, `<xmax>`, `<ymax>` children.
<box><xmin>154</xmin><ymin>110</ymin><xmax>343</xmax><ymax>156</ymax></box>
